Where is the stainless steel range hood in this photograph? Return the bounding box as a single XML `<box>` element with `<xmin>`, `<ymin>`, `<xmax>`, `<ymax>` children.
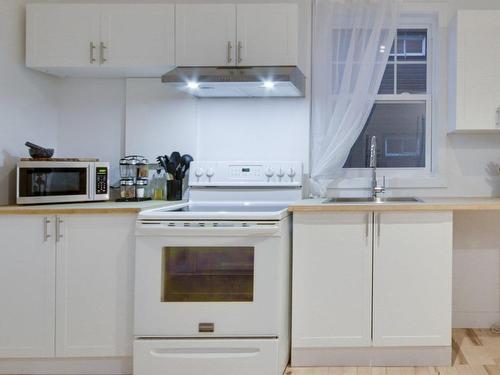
<box><xmin>161</xmin><ymin>66</ymin><xmax>305</xmax><ymax>98</ymax></box>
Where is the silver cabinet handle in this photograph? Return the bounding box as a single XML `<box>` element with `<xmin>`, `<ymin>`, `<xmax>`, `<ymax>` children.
<box><xmin>44</xmin><ymin>217</ymin><xmax>51</xmax><ymax>242</ymax></box>
<box><xmin>365</xmin><ymin>212</ymin><xmax>370</xmax><ymax>238</ymax></box>
<box><xmin>227</xmin><ymin>41</ymin><xmax>233</xmax><ymax>64</ymax></box>
<box><xmin>100</xmin><ymin>42</ymin><xmax>107</xmax><ymax>65</ymax></box>
<box><xmin>89</xmin><ymin>42</ymin><xmax>96</xmax><ymax>64</ymax></box>
<box><xmin>496</xmin><ymin>107</ymin><xmax>500</xmax><ymax>128</ymax></box>
<box><xmin>237</xmin><ymin>41</ymin><xmax>243</xmax><ymax>64</ymax></box>
<box><xmin>376</xmin><ymin>213</ymin><xmax>381</xmax><ymax>239</ymax></box>
<box><xmin>56</xmin><ymin>216</ymin><xmax>64</xmax><ymax>242</ymax></box>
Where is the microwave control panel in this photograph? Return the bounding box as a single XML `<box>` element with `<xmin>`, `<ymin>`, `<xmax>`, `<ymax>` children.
<box><xmin>95</xmin><ymin>167</ymin><xmax>108</xmax><ymax>195</ymax></box>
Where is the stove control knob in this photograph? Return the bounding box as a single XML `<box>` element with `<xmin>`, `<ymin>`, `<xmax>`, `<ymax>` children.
<box><xmin>265</xmin><ymin>168</ymin><xmax>274</xmax><ymax>178</ymax></box>
<box><xmin>206</xmin><ymin>168</ymin><xmax>215</xmax><ymax>178</ymax></box>
<box><xmin>276</xmin><ymin>168</ymin><xmax>285</xmax><ymax>178</ymax></box>
<box><xmin>195</xmin><ymin>168</ymin><xmax>204</xmax><ymax>178</ymax></box>
<box><xmin>287</xmin><ymin>168</ymin><xmax>296</xmax><ymax>179</ymax></box>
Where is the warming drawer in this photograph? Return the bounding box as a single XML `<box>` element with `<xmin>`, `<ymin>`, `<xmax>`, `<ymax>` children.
<box><xmin>134</xmin><ymin>339</ymin><xmax>279</xmax><ymax>375</ymax></box>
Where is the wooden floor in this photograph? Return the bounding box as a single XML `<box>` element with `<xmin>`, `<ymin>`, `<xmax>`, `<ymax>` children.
<box><xmin>286</xmin><ymin>329</ymin><xmax>500</xmax><ymax>375</ymax></box>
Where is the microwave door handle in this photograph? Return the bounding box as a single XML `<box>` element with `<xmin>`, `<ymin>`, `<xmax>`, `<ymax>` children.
<box><xmin>87</xmin><ymin>166</ymin><xmax>92</xmax><ymax>200</ymax></box>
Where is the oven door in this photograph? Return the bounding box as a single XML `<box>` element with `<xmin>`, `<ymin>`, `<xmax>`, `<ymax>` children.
<box><xmin>17</xmin><ymin>162</ymin><xmax>91</xmax><ymax>204</ymax></box>
<box><xmin>134</xmin><ymin>220</ymin><xmax>289</xmax><ymax>338</ymax></box>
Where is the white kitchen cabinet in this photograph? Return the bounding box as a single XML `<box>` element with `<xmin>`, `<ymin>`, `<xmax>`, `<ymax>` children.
<box><xmin>100</xmin><ymin>5</ymin><xmax>174</xmax><ymax>70</ymax></box>
<box><xmin>175</xmin><ymin>4</ymin><xmax>236</xmax><ymax>67</ymax></box>
<box><xmin>26</xmin><ymin>4</ymin><xmax>175</xmax><ymax>77</ymax></box>
<box><xmin>0</xmin><ymin>215</ymin><xmax>55</xmax><ymax>358</ymax></box>
<box><xmin>292</xmin><ymin>212</ymin><xmax>373</xmax><ymax>348</ymax></box>
<box><xmin>236</xmin><ymin>4</ymin><xmax>298</xmax><ymax>66</ymax></box>
<box><xmin>26</xmin><ymin>4</ymin><xmax>100</xmax><ymax>69</ymax></box>
<box><xmin>175</xmin><ymin>4</ymin><xmax>298</xmax><ymax>67</ymax></box>
<box><xmin>449</xmin><ymin>10</ymin><xmax>500</xmax><ymax>132</ymax></box>
<box><xmin>372</xmin><ymin>212</ymin><xmax>452</xmax><ymax>347</ymax></box>
<box><xmin>0</xmin><ymin>214</ymin><xmax>135</xmax><ymax>359</ymax></box>
<box><xmin>55</xmin><ymin>215</ymin><xmax>135</xmax><ymax>357</ymax></box>
<box><xmin>292</xmin><ymin>210</ymin><xmax>453</xmax><ymax>365</ymax></box>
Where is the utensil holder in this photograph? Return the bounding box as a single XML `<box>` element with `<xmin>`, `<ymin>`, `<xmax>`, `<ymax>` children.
<box><xmin>167</xmin><ymin>180</ymin><xmax>183</xmax><ymax>201</ymax></box>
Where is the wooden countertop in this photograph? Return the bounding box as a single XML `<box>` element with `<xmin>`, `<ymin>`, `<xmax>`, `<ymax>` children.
<box><xmin>289</xmin><ymin>197</ymin><xmax>500</xmax><ymax>212</ymax></box>
<box><xmin>0</xmin><ymin>200</ymin><xmax>184</xmax><ymax>215</ymax></box>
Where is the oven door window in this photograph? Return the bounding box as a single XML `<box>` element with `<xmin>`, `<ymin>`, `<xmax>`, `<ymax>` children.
<box><xmin>161</xmin><ymin>247</ymin><xmax>254</xmax><ymax>302</ymax></box>
<box><xmin>18</xmin><ymin>168</ymin><xmax>87</xmax><ymax>197</ymax></box>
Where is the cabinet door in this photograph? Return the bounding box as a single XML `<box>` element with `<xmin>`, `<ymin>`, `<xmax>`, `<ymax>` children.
<box><xmin>455</xmin><ymin>11</ymin><xmax>500</xmax><ymax>131</ymax></box>
<box><xmin>26</xmin><ymin>4</ymin><xmax>100</xmax><ymax>68</ymax></box>
<box><xmin>236</xmin><ymin>4</ymin><xmax>298</xmax><ymax>66</ymax></box>
<box><xmin>100</xmin><ymin>5</ymin><xmax>175</xmax><ymax>73</ymax></box>
<box><xmin>0</xmin><ymin>215</ymin><xmax>55</xmax><ymax>358</ymax></box>
<box><xmin>292</xmin><ymin>212</ymin><xmax>373</xmax><ymax>349</ymax></box>
<box><xmin>373</xmin><ymin>211</ymin><xmax>452</xmax><ymax>347</ymax></box>
<box><xmin>55</xmin><ymin>215</ymin><xmax>135</xmax><ymax>357</ymax></box>
<box><xmin>176</xmin><ymin>4</ymin><xmax>236</xmax><ymax>67</ymax></box>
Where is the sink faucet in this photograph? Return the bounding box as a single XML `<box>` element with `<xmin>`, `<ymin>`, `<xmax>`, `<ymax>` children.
<box><xmin>369</xmin><ymin>136</ymin><xmax>385</xmax><ymax>199</ymax></box>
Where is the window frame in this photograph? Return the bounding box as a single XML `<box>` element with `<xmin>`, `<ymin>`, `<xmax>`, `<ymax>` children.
<box><xmin>342</xmin><ymin>23</ymin><xmax>433</xmax><ymax>179</ymax></box>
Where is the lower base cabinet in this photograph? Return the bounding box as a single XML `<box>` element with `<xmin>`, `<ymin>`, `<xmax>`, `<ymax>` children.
<box><xmin>0</xmin><ymin>215</ymin><xmax>55</xmax><ymax>358</ymax></box>
<box><xmin>292</xmin><ymin>211</ymin><xmax>453</xmax><ymax>366</ymax></box>
<box><xmin>0</xmin><ymin>214</ymin><xmax>135</xmax><ymax>359</ymax></box>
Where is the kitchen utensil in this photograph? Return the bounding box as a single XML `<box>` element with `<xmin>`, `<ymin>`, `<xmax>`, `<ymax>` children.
<box><xmin>25</xmin><ymin>141</ymin><xmax>54</xmax><ymax>159</ymax></box>
<box><xmin>156</xmin><ymin>156</ymin><xmax>167</xmax><ymax>172</ymax></box>
<box><xmin>166</xmin><ymin>161</ymin><xmax>177</xmax><ymax>178</ymax></box>
<box><xmin>170</xmin><ymin>151</ymin><xmax>181</xmax><ymax>169</ymax></box>
<box><xmin>180</xmin><ymin>154</ymin><xmax>194</xmax><ymax>178</ymax></box>
<box><xmin>181</xmin><ymin>154</ymin><xmax>194</xmax><ymax>169</ymax></box>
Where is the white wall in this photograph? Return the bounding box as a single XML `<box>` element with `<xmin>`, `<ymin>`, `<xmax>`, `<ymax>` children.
<box><xmin>125</xmin><ymin>80</ymin><xmax>310</xmax><ymax>169</ymax></box>
<box><xmin>0</xmin><ymin>0</ymin><xmax>59</xmax><ymax>205</ymax></box>
<box><xmin>57</xmin><ymin>78</ymin><xmax>126</xmax><ymax>184</ymax></box>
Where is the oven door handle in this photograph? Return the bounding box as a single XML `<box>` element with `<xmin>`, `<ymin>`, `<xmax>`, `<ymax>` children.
<box><xmin>150</xmin><ymin>348</ymin><xmax>260</xmax><ymax>359</ymax></box>
<box><xmin>136</xmin><ymin>223</ymin><xmax>280</xmax><ymax>236</ymax></box>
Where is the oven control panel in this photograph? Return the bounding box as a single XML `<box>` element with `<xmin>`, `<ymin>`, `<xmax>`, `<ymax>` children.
<box><xmin>189</xmin><ymin>161</ymin><xmax>303</xmax><ymax>187</ymax></box>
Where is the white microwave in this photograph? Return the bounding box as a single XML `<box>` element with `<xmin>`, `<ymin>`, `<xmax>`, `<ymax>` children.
<box><xmin>16</xmin><ymin>160</ymin><xmax>110</xmax><ymax>205</ymax></box>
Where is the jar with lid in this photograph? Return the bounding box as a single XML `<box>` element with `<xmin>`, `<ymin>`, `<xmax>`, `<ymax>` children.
<box><xmin>136</xmin><ymin>178</ymin><xmax>149</xmax><ymax>199</ymax></box>
<box><xmin>137</xmin><ymin>159</ymin><xmax>149</xmax><ymax>178</ymax></box>
<box><xmin>120</xmin><ymin>178</ymin><xmax>136</xmax><ymax>200</ymax></box>
<box><xmin>119</xmin><ymin>157</ymin><xmax>139</xmax><ymax>178</ymax></box>
<box><xmin>151</xmin><ymin>169</ymin><xmax>166</xmax><ymax>200</ymax></box>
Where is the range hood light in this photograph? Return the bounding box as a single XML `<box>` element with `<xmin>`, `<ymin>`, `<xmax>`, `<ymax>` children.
<box><xmin>162</xmin><ymin>67</ymin><xmax>306</xmax><ymax>98</ymax></box>
<box><xmin>186</xmin><ymin>81</ymin><xmax>200</xmax><ymax>90</ymax></box>
<box><xmin>262</xmin><ymin>81</ymin><xmax>275</xmax><ymax>89</ymax></box>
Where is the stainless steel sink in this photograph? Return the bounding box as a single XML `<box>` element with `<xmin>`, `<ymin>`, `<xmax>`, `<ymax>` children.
<box><xmin>324</xmin><ymin>197</ymin><xmax>422</xmax><ymax>204</ymax></box>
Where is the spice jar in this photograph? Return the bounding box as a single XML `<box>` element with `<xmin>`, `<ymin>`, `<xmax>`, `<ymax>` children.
<box><xmin>136</xmin><ymin>178</ymin><xmax>148</xmax><ymax>199</ymax></box>
<box><xmin>137</xmin><ymin>159</ymin><xmax>149</xmax><ymax>178</ymax></box>
<box><xmin>120</xmin><ymin>178</ymin><xmax>136</xmax><ymax>200</ymax></box>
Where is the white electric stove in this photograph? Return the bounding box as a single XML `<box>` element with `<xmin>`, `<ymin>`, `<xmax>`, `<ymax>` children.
<box><xmin>134</xmin><ymin>161</ymin><xmax>302</xmax><ymax>375</ymax></box>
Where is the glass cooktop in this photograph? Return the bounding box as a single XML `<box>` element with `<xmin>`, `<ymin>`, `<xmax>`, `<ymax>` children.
<box><xmin>168</xmin><ymin>204</ymin><xmax>289</xmax><ymax>213</ymax></box>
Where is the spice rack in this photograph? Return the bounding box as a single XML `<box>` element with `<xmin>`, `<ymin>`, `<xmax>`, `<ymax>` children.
<box><xmin>116</xmin><ymin>155</ymin><xmax>151</xmax><ymax>202</ymax></box>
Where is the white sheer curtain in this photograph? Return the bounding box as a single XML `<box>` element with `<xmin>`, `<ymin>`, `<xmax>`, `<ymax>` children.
<box><xmin>310</xmin><ymin>0</ymin><xmax>399</xmax><ymax>196</ymax></box>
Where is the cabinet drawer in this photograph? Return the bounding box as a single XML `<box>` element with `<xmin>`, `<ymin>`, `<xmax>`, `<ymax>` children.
<box><xmin>134</xmin><ymin>339</ymin><xmax>279</xmax><ymax>375</ymax></box>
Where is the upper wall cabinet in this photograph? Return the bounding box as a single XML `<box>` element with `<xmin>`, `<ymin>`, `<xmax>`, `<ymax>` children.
<box><xmin>26</xmin><ymin>4</ymin><xmax>175</xmax><ymax>77</ymax></box>
<box><xmin>449</xmin><ymin>10</ymin><xmax>500</xmax><ymax>132</ymax></box>
<box><xmin>175</xmin><ymin>4</ymin><xmax>298</xmax><ymax>67</ymax></box>
<box><xmin>176</xmin><ymin>4</ymin><xmax>237</xmax><ymax>67</ymax></box>
<box><xmin>236</xmin><ymin>4</ymin><xmax>298</xmax><ymax>66</ymax></box>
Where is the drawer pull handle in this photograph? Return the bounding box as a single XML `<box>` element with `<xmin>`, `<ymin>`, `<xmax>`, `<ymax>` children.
<box><xmin>198</xmin><ymin>322</ymin><xmax>214</xmax><ymax>333</ymax></box>
<box><xmin>150</xmin><ymin>348</ymin><xmax>259</xmax><ymax>359</ymax></box>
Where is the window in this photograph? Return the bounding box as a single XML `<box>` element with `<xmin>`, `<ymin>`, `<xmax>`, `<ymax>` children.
<box><xmin>344</xmin><ymin>28</ymin><xmax>430</xmax><ymax>170</ymax></box>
